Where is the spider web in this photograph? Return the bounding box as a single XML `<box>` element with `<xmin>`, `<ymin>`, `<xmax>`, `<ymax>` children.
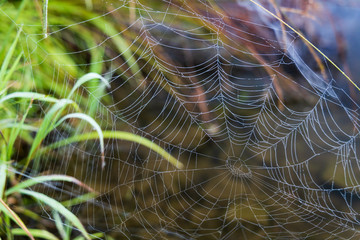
<box><xmin>6</xmin><ymin>0</ymin><xmax>360</xmax><ymax>239</ymax></box>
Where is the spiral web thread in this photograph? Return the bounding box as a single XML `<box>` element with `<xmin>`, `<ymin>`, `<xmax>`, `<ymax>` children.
<box><xmin>5</xmin><ymin>0</ymin><xmax>360</xmax><ymax>239</ymax></box>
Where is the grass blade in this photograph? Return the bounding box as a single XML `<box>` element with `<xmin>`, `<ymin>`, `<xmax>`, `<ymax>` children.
<box><xmin>67</xmin><ymin>72</ymin><xmax>109</xmax><ymax>100</ymax></box>
<box><xmin>6</xmin><ymin>174</ymin><xmax>94</xmax><ymax>196</ymax></box>
<box><xmin>0</xmin><ymin>143</ymin><xmax>7</xmax><ymax>197</ymax></box>
<box><xmin>7</xmin><ymin>99</ymin><xmax>33</xmax><ymax>160</ymax></box>
<box><xmin>56</xmin><ymin>113</ymin><xmax>105</xmax><ymax>168</ymax></box>
<box><xmin>19</xmin><ymin>189</ymin><xmax>91</xmax><ymax>240</ymax></box>
<box><xmin>0</xmin><ymin>198</ymin><xmax>35</xmax><ymax>240</ymax></box>
<box><xmin>12</xmin><ymin>228</ymin><xmax>59</xmax><ymax>240</ymax></box>
<box><xmin>2</xmin><ymin>52</ymin><xmax>23</xmax><ymax>85</ymax></box>
<box><xmin>73</xmin><ymin>232</ymin><xmax>104</xmax><ymax>240</ymax></box>
<box><xmin>42</xmin><ymin>131</ymin><xmax>184</xmax><ymax>169</ymax></box>
<box><xmin>0</xmin><ymin>25</ymin><xmax>22</xmax><ymax>90</ymax></box>
<box><xmin>0</xmin><ymin>92</ymin><xmax>58</xmax><ymax>104</ymax></box>
<box><xmin>42</xmin><ymin>0</ymin><xmax>49</xmax><ymax>38</ymax></box>
<box><xmin>0</xmin><ymin>160</ymin><xmax>7</xmax><ymax>197</ymax></box>
<box><xmin>25</xmin><ymin>99</ymin><xmax>74</xmax><ymax>169</ymax></box>
<box><xmin>53</xmin><ymin>211</ymin><xmax>68</xmax><ymax>240</ymax></box>
<box><xmin>61</xmin><ymin>192</ymin><xmax>97</xmax><ymax>208</ymax></box>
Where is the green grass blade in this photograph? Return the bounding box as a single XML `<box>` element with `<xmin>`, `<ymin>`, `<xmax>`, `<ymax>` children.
<box><xmin>0</xmin><ymin>142</ymin><xmax>7</xmax><ymax>197</ymax></box>
<box><xmin>56</xmin><ymin>113</ymin><xmax>105</xmax><ymax>167</ymax></box>
<box><xmin>42</xmin><ymin>131</ymin><xmax>184</xmax><ymax>169</ymax></box>
<box><xmin>0</xmin><ymin>25</ymin><xmax>22</xmax><ymax>90</ymax></box>
<box><xmin>11</xmin><ymin>206</ymin><xmax>41</xmax><ymax>221</ymax></box>
<box><xmin>0</xmin><ymin>0</ymin><xmax>27</xmax><ymax>58</ymax></box>
<box><xmin>12</xmin><ymin>228</ymin><xmax>59</xmax><ymax>240</ymax></box>
<box><xmin>5</xmin><ymin>174</ymin><xmax>94</xmax><ymax>196</ymax></box>
<box><xmin>3</xmin><ymin>52</ymin><xmax>23</xmax><ymax>85</ymax></box>
<box><xmin>92</xmin><ymin>21</ymin><xmax>140</xmax><ymax>78</ymax></box>
<box><xmin>53</xmin><ymin>211</ymin><xmax>68</xmax><ymax>240</ymax></box>
<box><xmin>0</xmin><ymin>121</ymin><xmax>38</xmax><ymax>132</ymax></box>
<box><xmin>87</xmin><ymin>46</ymin><xmax>106</xmax><ymax>118</ymax></box>
<box><xmin>0</xmin><ymin>198</ymin><xmax>35</xmax><ymax>240</ymax></box>
<box><xmin>7</xmin><ymin>99</ymin><xmax>33</xmax><ymax>160</ymax></box>
<box><xmin>50</xmin><ymin>3</ymin><xmax>140</xmax><ymax>80</ymax></box>
<box><xmin>19</xmin><ymin>189</ymin><xmax>91</xmax><ymax>240</ymax></box>
<box><xmin>0</xmin><ymin>92</ymin><xmax>59</xmax><ymax>104</ymax></box>
<box><xmin>84</xmin><ymin>0</ymin><xmax>93</xmax><ymax>10</ymax></box>
<box><xmin>67</xmin><ymin>73</ymin><xmax>109</xmax><ymax>100</ymax></box>
<box><xmin>61</xmin><ymin>192</ymin><xmax>97</xmax><ymax>208</ymax></box>
<box><xmin>42</xmin><ymin>0</ymin><xmax>49</xmax><ymax>38</ymax></box>
<box><xmin>73</xmin><ymin>232</ymin><xmax>104</xmax><ymax>240</ymax></box>
<box><xmin>26</xmin><ymin>99</ymin><xmax>74</xmax><ymax>169</ymax></box>
<box><xmin>0</xmin><ymin>158</ymin><xmax>6</xmax><ymax>197</ymax></box>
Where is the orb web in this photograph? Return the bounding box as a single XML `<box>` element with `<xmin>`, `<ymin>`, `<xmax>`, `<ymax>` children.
<box><xmin>3</xmin><ymin>0</ymin><xmax>360</xmax><ymax>239</ymax></box>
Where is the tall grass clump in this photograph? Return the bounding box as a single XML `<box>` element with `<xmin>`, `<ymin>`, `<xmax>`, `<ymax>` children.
<box><xmin>0</xmin><ymin>0</ymin><xmax>181</xmax><ymax>239</ymax></box>
<box><xmin>0</xmin><ymin>25</ymin><xmax>98</xmax><ymax>239</ymax></box>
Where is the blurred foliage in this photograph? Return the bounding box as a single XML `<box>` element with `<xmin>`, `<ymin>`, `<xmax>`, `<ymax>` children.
<box><xmin>0</xmin><ymin>0</ymin><xmax>180</xmax><ymax>239</ymax></box>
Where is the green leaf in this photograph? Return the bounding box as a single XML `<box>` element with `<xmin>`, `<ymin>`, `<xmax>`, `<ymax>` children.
<box><xmin>0</xmin><ymin>25</ymin><xmax>22</xmax><ymax>91</ymax></box>
<box><xmin>61</xmin><ymin>192</ymin><xmax>98</xmax><ymax>208</ymax></box>
<box><xmin>56</xmin><ymin>113</ymin><xmax>105</xmax><ymax>167</ymax></box>
<box><xmin>2</xmin><ymin>52</ymin><xmax>23</xmax><ymax>85</ymax></box>
<box><xmin>0</xmin><ymin>120</ymin><xmax>38</xmax><ymax>132</ymax></box>
<box><xmin>42</xmin><ymin>0</ymin><xmax>49</xmax><ymax>38</ymax></box>
<box><xmin>0</xmin><ymin>143</ymin><xmax>7</xmax><ymax>197</ymax></box>
<box><xmin>25</xmin><ymin>98</ymin><xmax>74</xmax><ymax>170</ymax></box>
<box><xmin>67</xmin><ymin>72</ymin><xmax>109</xmax><ymax>100</ymax></box>
<box><xmin>0</xmin><ymin>92</ymin><xmax>58</xmax><ymax>105</ymax></box>
<box><xmin>42</xmin><ymin>131</ymin><xmax>184</xmax><ymax>169</ymax></box>
<box><xmin>7</xmin><ymin>99</ymin><xmax>33</xmax><ymax>161</ymax></box>
<box><xmin>73</xmin><ymin>232</ymin><xmax>104</xmax><ymax>240</ymax></box>
<box><xmin>19</xmin><ymin>189</ymin><xmax>91</xmax><ymax>240</ymax></box>
<box><xmin>53</xmin><ymin>211</ymin><xmax>67</xmax><ymax>240</ymax></box>
<box><xmin>6</xmin><ymin>174</ymin><xmax>94</xmax><ymax>196</ymax></box>
<box><xmin>12</xmin><ymin>228</ymin><xmax>59</xmax><ymax>240</ymax></box>
<box><xmin>0</xmin><ymin>198</ymin><xmax>35</xmax><ymax>240</ymax></box>
<box><xmin>0</xmin><ymin>160</ymin><xmax>7</xmax><ymax>198</ymax></box>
